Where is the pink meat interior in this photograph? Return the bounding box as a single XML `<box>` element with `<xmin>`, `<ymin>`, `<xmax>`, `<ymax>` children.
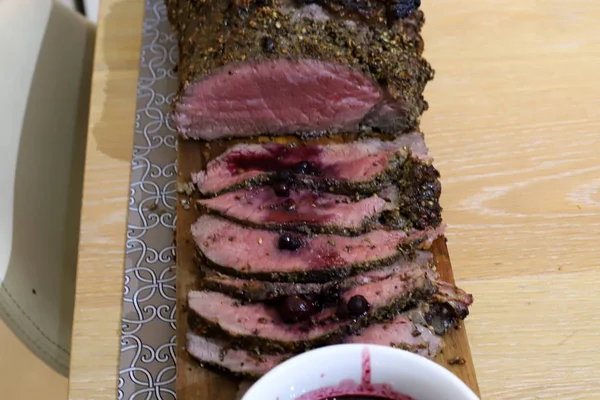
<box><xmin>174</xmin><ymin>59</ymin><xmax>382</xmax><ymax>139</ymax></box>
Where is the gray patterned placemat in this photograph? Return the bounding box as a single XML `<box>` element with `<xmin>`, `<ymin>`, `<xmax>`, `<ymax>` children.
<box><xmin>118</xmin><ymin>1</ymin><xmax>178</xmax><ymax>398</ymax></box>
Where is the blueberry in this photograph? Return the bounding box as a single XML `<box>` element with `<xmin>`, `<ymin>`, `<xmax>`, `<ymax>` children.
<box><xmin>292</xmin><ymin>161</ymin><xmax>313</xmax><ymax>175</ymax></box>
<box><xmin>273</xmin><ymin>183</ymin><xmax>290</xmax><ymax>197</ymax></box>
<box><xmin>347</xmin><ymin>295</ymin><xmax>370</xmax><ymax>317</ymax></box>
<box><xmin>278</xmin><ymin>296</ymin><xmax>315</xmax><ymax>323</ymax></box>
<box><xmin>278</xmin><ymin>233</ymin><xmax>303</xmax><ymax>251</ymax></box>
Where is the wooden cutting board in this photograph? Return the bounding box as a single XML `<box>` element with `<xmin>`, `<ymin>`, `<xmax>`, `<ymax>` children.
<box><xmin>175</xmin><ymin>136</ymin><xmax>480</xmax><ymax>399</ymax></box>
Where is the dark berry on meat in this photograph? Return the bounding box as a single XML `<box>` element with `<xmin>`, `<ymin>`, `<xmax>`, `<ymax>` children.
<box><xmin>278</xmin><ymin>296</ymin><xmax>315</xmax><ymax>323</ymax></box>
<box><xmin>278</xmin><ymin>233</ymin><xmax>303</xmax><ymax>251</ymax></box>
<box><xmin>347</xmin><ymin>295</ymin><xmax>370</xmax><ymax>316</ymax></box>
<box><xmin>273</xmin><ymin>183</ymin><xmax>290</xmax><ymax>197</ymax></box>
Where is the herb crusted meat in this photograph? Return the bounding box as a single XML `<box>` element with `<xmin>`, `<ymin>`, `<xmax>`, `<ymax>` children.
<box><xmin>197</xmin><ymin>187</ymin><xmax>391</xmax><ymax>235</ymax></box>
<box><xmin>191</xmin><ymin>215</ymin><xmax>444</xmax><ymax>282</ymax></box>
<box><xmin>192</xmin><ymin>132</ymin><xmax>430</xmax><ymax>196</ymax></box>
<box><xmin>201</xmin><ymin>251</ymin><xmax>434</xmax><ymax>301</ymax></box>
<box><xmin>186</xmin><ymin>309</ymin><xmax>442</xmax><ymax>378</ymax></box>
<box><xmin>185</xmin><ymin>269</ymin><xmax>469</xmax><ymax>379</ymax></box>
<box><xmin>186</xmin><ymin>278</ymin><xmax>470</xmax><ymax>377</ymax></box>
<box><xmin>165</xmin><ymin>0</ymin><xmax>433</xmax><ymax>139</ymax></box>
<box><xmin>169</xmin><ymin>0</ymin><xmax>475</xmax><ymax>380</ymax></box>
<box><xmin>194</xmin><ymin>137</ymin><xmax>443</xmax><ymax>233</ymax></box>
<box><xmin>188</xmin><ymin>267</ymin><xmax>437</xmax><ymax>353</ymax></box>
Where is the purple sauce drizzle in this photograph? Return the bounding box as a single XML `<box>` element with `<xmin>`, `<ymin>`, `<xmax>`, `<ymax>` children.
<box><xmin>226</xmin><ymin>144</ymin><xmax>323</xmax><ymax>173</ymax></box>
<box><xmin>297</xmin><ymin>348</ymin><xmax>414</xmax><ymax>400</ymax></box>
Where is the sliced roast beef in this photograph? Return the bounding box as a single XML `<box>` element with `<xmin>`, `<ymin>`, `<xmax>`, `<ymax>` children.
<box><xmin>197</xmin><ymin>187</ymin><xmax>389</xmax><ymax>235</ymax></box>
<box><xmin>343</xmin><ymin>314</ymin><xmax>442</xmax><ymax>358</ymax></box>
<box><xmin>166</xmin><ymin>0</ymin><xmax>432</xmax><ymax>139</ymax></box>
<box><xmin>201</xmin><ymin>251</ymin><xmax>434</xmax><ymax>301</ymax></box>
<box><xmin>186</xmin><ymin>333</ymin><xmax>289</xmax><ymax>378</ymax></box>
<box><xmin>187</xmin><ymin>268</ymin><xmax>436</xmax><ymax>353</ymax></box>
<box><xmin>174</xmin><ymin>60</ymin><xmax>383</xmax><ymax>140</ymax></box>
<box><xmin>198</xmin><ymin>180</ymin><xmax>441</xmax><ymax>235</ymax></box>
<box><xmin>193</xmin><ymin>132</ymin><xmax>429</xmax><ymax>195</ymax></box>
<box><xmin>186</xmin><ymin>312</ymin><xmax>441</xmax><ymax>378</ymax></box>
<box><xmin>192</xmin><ymin>215</ymin><xmax>443</xmax><ymax>282</ymax></box>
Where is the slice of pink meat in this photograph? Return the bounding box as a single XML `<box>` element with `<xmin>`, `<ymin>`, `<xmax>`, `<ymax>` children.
<box><xmin>193</xmin><ymin>132</ymin><xmax>429</xmax><ymax>195</ymax></box>
<box><xmin>187</xmin><ymin>267</ymin><xmax>434</xmax><ymax>348</ymax></box>
<box><xmin>197</xmin><ymin>187</ymin><xmax>388</xmax><ymax>233</ymax></box>
<box><xmin>191</xmin><ymin>215</ymin><xmax>443</xmax><ymax>281</ymax></box>
<box><xmin>173</xmin><ymin>60</ymin><xmax>382</xmax><ymax>140</ymax></box>
<box><xmin>186</xmin><ymin>313</ymin><xmax>442</xmax><ymax>378</ymax></box>
<box><xmin>186</xmin><ymin>333</ymin><xmax>289</xmax><ymax>378</ymax></box>
<box><xmin>201</xmin><ymin>251</ymin><xmax>434</xmax><ymax>301</ymax></box>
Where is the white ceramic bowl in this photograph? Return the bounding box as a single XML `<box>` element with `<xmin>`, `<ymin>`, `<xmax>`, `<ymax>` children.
<box><xmin>242</xmin><ymin>344</ymin><xmax>479</xmax><ymax>400</ymax></box>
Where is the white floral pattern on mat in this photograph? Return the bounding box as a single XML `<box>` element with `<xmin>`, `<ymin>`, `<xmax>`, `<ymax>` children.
<box><xmin>118</xmin><ymin>1</ymin><xmax>178</xmax><ymax>399</ymax></box>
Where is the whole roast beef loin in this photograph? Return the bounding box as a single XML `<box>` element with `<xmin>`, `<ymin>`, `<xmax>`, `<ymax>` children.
<box><xmin>165</xmin><ymin>0</ymin><xmax>433</xmax><ymax>139</ymax></box>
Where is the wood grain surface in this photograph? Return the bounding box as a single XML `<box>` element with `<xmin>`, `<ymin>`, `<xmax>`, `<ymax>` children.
<box><xmin>68</xmin><ymin>1</ymin><xmax>142</xmax><ymax>399</ymax></box>
<box><xmin>175</xmin><ymin>139</ymin><xmax>480</xmax><ymax>398</ymax></box>
<box><xmin>69</xmin><ymin>1</ymin><xmax>600</xmax><ymax>399</ymax></box>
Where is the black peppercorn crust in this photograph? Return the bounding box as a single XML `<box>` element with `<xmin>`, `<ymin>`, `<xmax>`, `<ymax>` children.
<box><xmin>165</xmin><ymin>0</ymin><xmax>433</xmax><ymax>136</ymax></box>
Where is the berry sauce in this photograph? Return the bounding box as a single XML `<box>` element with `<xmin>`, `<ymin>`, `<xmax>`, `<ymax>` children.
<box><xmin>226</xmin><ymin>145</ymin><xmax>322</xmax><ymax>173</ymax></box>
<box><xmin>297</xmin><ymin>348</ymin><xmax>414</xmax><ymax>400</ymax></box>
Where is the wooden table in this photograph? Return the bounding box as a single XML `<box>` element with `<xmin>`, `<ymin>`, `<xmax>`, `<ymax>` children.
<box><xmin>69</xmin><ymin>0</ymin><xmax>600</xmax><ymax>399</ymax></box>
